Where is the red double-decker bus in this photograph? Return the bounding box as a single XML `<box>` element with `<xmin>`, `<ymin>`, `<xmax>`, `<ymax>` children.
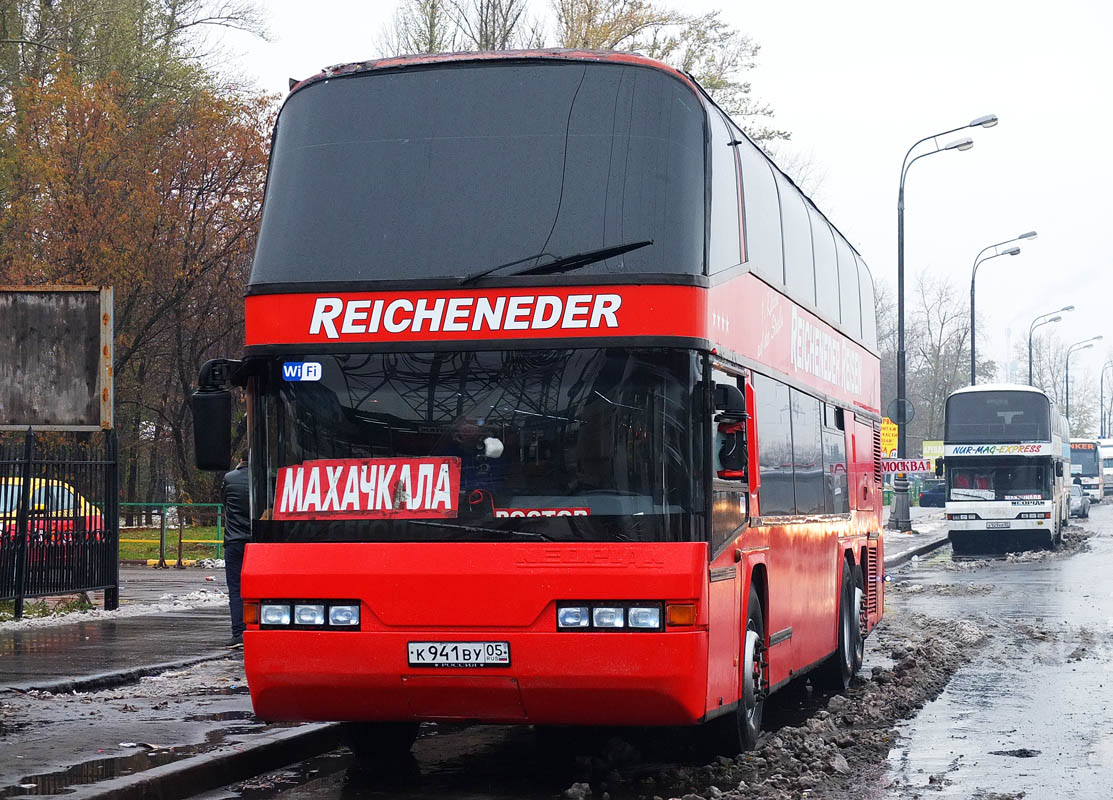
<box><xmin>194</xmin><ymin>50</ymin><xmax>883</xmax><ymax>754</ymax></box>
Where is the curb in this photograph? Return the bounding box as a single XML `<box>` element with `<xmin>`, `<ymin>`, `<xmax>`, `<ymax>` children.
<box><xmin>63</xmin><ymin>722</ymin><xmax>343</xmax><ymax>800</ymax></box>
<box><xmin>883</xmin><ymin>533</ymin><xmax>951</xmax><ymax>569</ymax></box>
<box><xmin>3</xmin><ymin>651</ymin><xmax>233</xmax><ymax>695</ymax></box>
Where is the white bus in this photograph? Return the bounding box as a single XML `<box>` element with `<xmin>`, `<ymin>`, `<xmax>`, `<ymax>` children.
<box><xmin>941</xmin><ymin>385</ymin><xmax>1069</xmax><ymax>554</ymax></box>
<box><xmin>1070</xmin><ymin>438</ymin><xmax>1105</xmax><ymax>502</ymax></box>
<box><xmin>1098</xmin><ymin>439</ymin><xmax>1113</xmax><ymax>496</ymax></box>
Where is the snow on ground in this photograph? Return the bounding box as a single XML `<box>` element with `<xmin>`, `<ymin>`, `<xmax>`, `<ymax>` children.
<box><xmin>0</xmin><ymin>588</ymin><xmax>228</xmax><ymax>631</ymax></box>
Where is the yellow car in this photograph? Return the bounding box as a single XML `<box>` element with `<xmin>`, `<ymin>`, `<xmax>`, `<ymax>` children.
<box><xmin>0</xmin><ymin>478</ymin><xmax>105</xmax><ymax>543</ymax></box>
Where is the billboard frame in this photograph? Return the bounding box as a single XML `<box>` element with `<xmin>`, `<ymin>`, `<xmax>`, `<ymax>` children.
<box><xmin>0</xmin><ymin>285</ymin><xmax>114</xmax><ymax>431</ymax></box>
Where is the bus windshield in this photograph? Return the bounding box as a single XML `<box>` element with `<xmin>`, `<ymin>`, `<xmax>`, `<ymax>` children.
<box><xmin>943</xmin><ymin>390</ymin><xmax>1050</xmax><ymax>444</ymax></box>
<box><xmin>251</xmin><ymin>348</ymin><xmax>704</xmax><ymax>543</ymax></box>
<box><xmin>1070</xmin><ymin>443</ymin><xmax>1100</xmax><ymax>476</ymax></box>
<box><xmin>947</xmin><ymin>458</ymin><xmax>1051</xmax><ymax>501</ymax></box>
<box><xmin>250</xmin><ymin>61</ymin><xmax>706</xmax><ymax>286</ymax></box>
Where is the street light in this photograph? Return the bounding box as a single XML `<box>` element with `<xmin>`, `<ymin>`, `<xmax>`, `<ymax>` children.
<box><xmin>890</xmin><ymin>114</ymin><xmax>996</xmax><ymax>532</ymax></box>
<box><xmin>1066</xmin><ymin>336</ymin><xmax>1103</xmax><ymax>422</ymax></box>
<box><xmin>970</xmin><ymin>235</ymin><xmax>1033</xmax><ymax>384</ymax></box>
<box><xmin>1100</xmin><ymin>361</ymin><xmax>1113</xmax><ymax>437</ymax></box>
<box><xmin>1028</xmin><ymin>305</ymin><xmax>1073</xmax><ymax>386</ymax></box>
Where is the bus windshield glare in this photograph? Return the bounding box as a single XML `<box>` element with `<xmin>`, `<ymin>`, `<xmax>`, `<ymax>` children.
<box><xmin>943</xmin><ymin>391</ymin><xmax>1050</xmax><ymax>444</ymax></box>
<box><xmin>251</xmin><ymin>62</ymin><xmax>706</xmax><ymax>285</ymax></box>
<box><xmin>252</xmin><ymin>348</ymin><xmax>704</xmax><ymax>543</ymax></box>
<box><xmin>947</xmin><ymin>458</ymin><xmax>1050</xmax><ymax>501</ymax></box>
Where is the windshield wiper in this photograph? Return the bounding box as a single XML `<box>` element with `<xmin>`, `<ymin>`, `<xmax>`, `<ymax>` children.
<box><xmin>458</xmin><ymin>240</ymin><xmax>652</xmax><ymax>285</ymax></box>
<box><xmin>409</xmin><ymin>520</ymin><xmax>555</xmax><ymax>542</ymax></box>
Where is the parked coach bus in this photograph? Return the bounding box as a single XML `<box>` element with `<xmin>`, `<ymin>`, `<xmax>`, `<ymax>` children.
<box><xmin>192</xmin><ymin>50</ymin><xmax>884</xmax><ymax>755</ymax></box>
<box><xmin>1099</xmin><ymin>439</ymin><xmax>1113</xmax><ymax>496</ymax></box>
<box><xmin>1070</xmin><ymin>438</ymin><xmax>1104</xmax><ymax>502</ymax></box>
<box><xmin>941</xmin><ymin>385</ymin><xmax>1069</xmax><ymax>554</ymax></box>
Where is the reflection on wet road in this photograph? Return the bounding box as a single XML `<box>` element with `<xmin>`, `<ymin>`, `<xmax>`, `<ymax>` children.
<box><xmin>884</xmin><ymin>502</ymin><xmax>1113</xmax><ymax>797</ymax></box>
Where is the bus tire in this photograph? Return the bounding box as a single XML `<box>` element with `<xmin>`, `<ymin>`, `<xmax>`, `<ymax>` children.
<box><xmin>342</xmin><ymin>721</ymin><xmax>420</xmax><ymax>759</ymax></box>
<box><xmin>705</xmin><ymin>585</ymin><xmax>765</xmax><ymax>754</ymax></box>
<box><xmin>814</xmin><ymin>560</ymin><xmax>857</xmax><ymax>692</ymax></box>
<box><xmin>851</xmin><ymin>564</ymin><xmax>865</xmax><ymax>674</ymax></box>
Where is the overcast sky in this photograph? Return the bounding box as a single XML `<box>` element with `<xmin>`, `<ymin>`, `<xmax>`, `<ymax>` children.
<box><xmin>219</xmin><ymin>0</ymin><xmax>1113</xmax><ymax>391</ymax></box>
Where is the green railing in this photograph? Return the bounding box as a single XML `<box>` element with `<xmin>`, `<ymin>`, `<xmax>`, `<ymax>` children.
<box><xmin>119</xmin><ymin>502</ymin><xmax>223</xmax><ymax>567</ymax></box>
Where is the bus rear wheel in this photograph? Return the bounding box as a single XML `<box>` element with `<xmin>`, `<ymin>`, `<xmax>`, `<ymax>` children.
<box><xmin>705</xmin><ymin>585</ymin><xmax>765</xmax><ymax>754</ymax></box>
<box><xmin>814</xmin><ymin>560</ymin><xmax>858</xmax><ymax>692</ymax></box>
<box><xmin>342</xmin><ymin>721</ymin><xmax>420</xmax><ymax>759</ymax></box>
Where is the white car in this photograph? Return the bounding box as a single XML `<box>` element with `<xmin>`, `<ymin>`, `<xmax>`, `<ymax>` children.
<box><xmin>1070</xmin><ymin>484</ymin><xmax>1090</xmax><ymax>519</ymax></box>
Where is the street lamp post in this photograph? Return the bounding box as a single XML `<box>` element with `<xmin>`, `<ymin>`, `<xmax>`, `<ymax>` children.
<box><xmin>1028</xmin><ymin>305</ymin><xmax>1074</xmax><ymax>386</ymax></box>
<box><xmin>1066</xmin><ymin>336</ymin><xmax>1103</xmax><ymax>422</ymax></box>
<box><xmin>1100</xmin><ymin>361</ymin><xmax>1113</xmax><ymax>437</ymax></box>
<box><xmin>970</xmin><ymin>232</ymin><xmax>1036</xmax><ymax>384</ymax></box>
<box><xmin>890</xmin><ymin>114</ymin><xmax>997</xmax><ymax>533</ymax></box>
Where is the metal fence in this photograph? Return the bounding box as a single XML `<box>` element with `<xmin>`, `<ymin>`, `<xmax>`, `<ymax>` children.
<box><xmin>119</xmin><ymin>502</ymin><xmax>224</xmax><ymax>567</ymax></box>
<box><xmin>0</xmin><ymin>429</ymin><xmax>119</xmax><ymax>617</ymax></box>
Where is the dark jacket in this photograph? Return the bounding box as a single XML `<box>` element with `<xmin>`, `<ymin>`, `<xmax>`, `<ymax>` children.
<box><xmin>222</xmin><ymin>465</ymin><xmax>251</xmax><ymax>543</ymax></box>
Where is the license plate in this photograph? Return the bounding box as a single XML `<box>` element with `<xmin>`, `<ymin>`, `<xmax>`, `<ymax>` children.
<box><xmin>986</xmin><ymin>521</ymin><xmax>1011</xmax><ymax>529</ymax></box>
<box><xmin>407</xmin><ymin>641</ymin><xmax>510</xmax><ymax>668</ymax></box>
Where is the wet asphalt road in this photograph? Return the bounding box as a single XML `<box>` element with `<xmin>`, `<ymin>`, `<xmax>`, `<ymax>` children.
<box><xmin>194</xmin><ymin>506</ymin><xmax>1113</xmax><ymax>800</ymax></box>
<box><xmin>882</xmin><ymin>501</ymin><xmax>1113</xmax><ymax>797</ymax></box>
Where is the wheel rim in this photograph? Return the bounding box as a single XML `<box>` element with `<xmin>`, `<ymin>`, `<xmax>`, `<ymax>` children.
<box><xmin>853</xmin><ymin>586</ymin><xmax>865</xmax><ymax>662</ymax></box>
<box><xmin>841</xmin><ymin>584</ymin><xmax>853</xmax><ymax>671</ymax></box>
<box><xmin>743</xmin><ymin>627</ymin><xmax>762</xmax><ymax>721</ymax></box>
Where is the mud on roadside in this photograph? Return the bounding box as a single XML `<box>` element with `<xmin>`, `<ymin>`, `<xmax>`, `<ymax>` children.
<box><xmin>565</xmin><ymin>610</ymin><xmax>988</xmax><ymax>800</ymax></box>
<box><xmin>941</xmin><ymin>525</ymin><xmax>1094</xmax><ymax>572</ymax></box>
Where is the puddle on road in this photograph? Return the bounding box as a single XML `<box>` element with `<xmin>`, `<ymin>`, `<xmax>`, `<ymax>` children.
<box><xmin>0</xmin><ymin>720</ymin><xmax>297</xmax><ymax>798</ymax></box>
<box><xmin>0</xmin><ymin>746</ymin><xmax>203</xmax><ymax>798</ymax></box>
<box><xmin>186</xmin><ymin>710</ymin><xmax>257</xmax><ymax>723</ymax></box>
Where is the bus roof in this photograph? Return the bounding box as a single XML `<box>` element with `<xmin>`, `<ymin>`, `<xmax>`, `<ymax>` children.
<box><xmin>948</xmin><ymin>383</ymin><xmax>1050</xmax><ymax>397</ymax></box>
<box><xmin>287</xmin><ymin>49</ymin><xmax>697</xmax><ymax>97</ymax></box>
<box><xmin>268</xmin><ymin>48</ymin><xmax>874</xmax><ymax>331</ymax></box>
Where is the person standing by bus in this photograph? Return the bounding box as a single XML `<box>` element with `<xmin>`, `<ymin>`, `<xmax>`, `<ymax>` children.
<box><xmin>222</xmin><ymin>451</ymin><xmax>250</xmax><ymax>648</ymax></box>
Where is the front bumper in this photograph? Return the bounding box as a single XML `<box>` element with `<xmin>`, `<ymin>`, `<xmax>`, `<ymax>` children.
<box><xmin>244</xmin><ymin>629</ymin><xmax>708</xmax><ymax>726</ymax></box>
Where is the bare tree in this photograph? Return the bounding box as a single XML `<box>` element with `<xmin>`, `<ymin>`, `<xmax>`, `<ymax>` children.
<box><xmin>551</xmin><ymin>0</ymin><xmax>679</xmax><ymax>49</ymax></box>
<box><xmin>1017</xmin><ymin>333</ymin><xmax>1099</xmax><ymax>437</ymax></box>
<box><xmin>379</xmin><ymin>0</ymin><xmax>459</xmax><ymax>55</ymax></box>
<box><xmin>449</xmin><ymin>0</ymin><xmax>535</xmax><ymax>50</ymax></box>
<box><xmin>641</xmin><ymin>11</ymin><xmax>788</xmax><ymax>142</ymax></box>
<box><xmin>764</xmin><ymin>144</ymin><xmax>827</xmax><ymax>199</ymax></box>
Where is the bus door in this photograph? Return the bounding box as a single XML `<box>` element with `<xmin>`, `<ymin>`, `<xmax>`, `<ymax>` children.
<box><xmin>707</xmin><ymin>367</ymin><xmax>748</xmax><ymax>712</ymax></box>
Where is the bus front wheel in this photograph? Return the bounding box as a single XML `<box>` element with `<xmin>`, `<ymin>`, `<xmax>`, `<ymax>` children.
<box><xmin>705</xmin><ymin>584</ymin><xmax>765</xmax><ymax>754</ymax></box>
<box><xmin>342</xmin><ymin>721</ymin><xmax>420</xmax><ymax>759</ymax></box>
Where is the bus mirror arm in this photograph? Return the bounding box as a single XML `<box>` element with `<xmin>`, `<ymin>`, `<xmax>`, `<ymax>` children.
<box><xmin>934</xmin><ymin>457</ymin><xmax>943</xmax><ymax>478</ymax></box>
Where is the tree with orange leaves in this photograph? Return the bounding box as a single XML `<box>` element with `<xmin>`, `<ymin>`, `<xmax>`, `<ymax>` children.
<box><xmin>0</xmin><ymin>61</ymin><xmax>274</xmax><ymax>507</ymax></box>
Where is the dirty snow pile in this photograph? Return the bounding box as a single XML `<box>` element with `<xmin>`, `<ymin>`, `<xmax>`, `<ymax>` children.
<box><xmin>0</xmin><ymin>588</ymin><xmax>228</xmax><ymax>631</ymax></box>
<box><xmin>667</xmin><ymin>617</ymin><xmax>984</xmax><ymax>800</ymax></box>
<box><xmin>564</xmin><ymin>613</ymin><xmax>987</xmax><ymax>800</ymax></box>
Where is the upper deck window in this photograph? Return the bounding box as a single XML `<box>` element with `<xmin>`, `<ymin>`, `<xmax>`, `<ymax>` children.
<box><xmin>944</xmin><ymin>391</ymin><xmax>1051</xmax><ymax>444</ymax></box>
<box><xmin>251</xmin><ymin>61</ymin><xmax>706</xmax><ymax>286</ymax></box>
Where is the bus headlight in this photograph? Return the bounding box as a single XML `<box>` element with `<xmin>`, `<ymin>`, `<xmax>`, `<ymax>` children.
<box><xmin>592</xmin><ymin>607</ymin><xmax>625</xmax><ymax>628</ymax></box>
<box><xmin>261</xmin><ymin>604</ymin><xmax>291</xmax><ymax>625</ymax></box>
<box><xmin>627</xmin><ymin>606</ymin><xmax>662</xmax><ymax>629</ymax></box>
<box><xmin>557</xmin><ymin>606</ymin><xmax>590</xmax><ymax>628</ymax></box>
<box><xmin>294</xmin><ymin>604</ymin><xmax>325</xmax><ymax>625</ymax></box>
<box><xmin>328</xmin><ymin>605</ymin><xmax>360</xmax><ymax>626</ymax></box>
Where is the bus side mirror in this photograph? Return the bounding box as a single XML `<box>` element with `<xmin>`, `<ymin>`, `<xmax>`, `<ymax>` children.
<box><xmin>192</xmin><ymin>389</ymin><xmax>232</xmax><ymax>471</ymax></box>
<box><xmin>192</xmin><ymin>358</ymin><xmax>240</xmax><ymax>472</ymax></box>
<box><xmin>934</xmin><ymin>457</ymin><xmax>943</xmax><ymax>478</ymax></box>
<box><xmin>714</xmin><ymin>383</ymin><xmax>746</xmax><ymax>416</ymax></box>
<box><xmin>1056</xmin><ymin>461</ymin><xmax>1064</xmax><ymax>477</ymax></box>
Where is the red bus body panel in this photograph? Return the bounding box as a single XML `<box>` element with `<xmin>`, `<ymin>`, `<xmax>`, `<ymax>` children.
<box><xmin>242</xmin><ymin>542</ymin><xmax>712</xmax><ymax>725</ymax></box>
<box><xmin>240</xmin><ymin>53</ymin><xmax>885</xmax><ymax>728</ymax></box>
